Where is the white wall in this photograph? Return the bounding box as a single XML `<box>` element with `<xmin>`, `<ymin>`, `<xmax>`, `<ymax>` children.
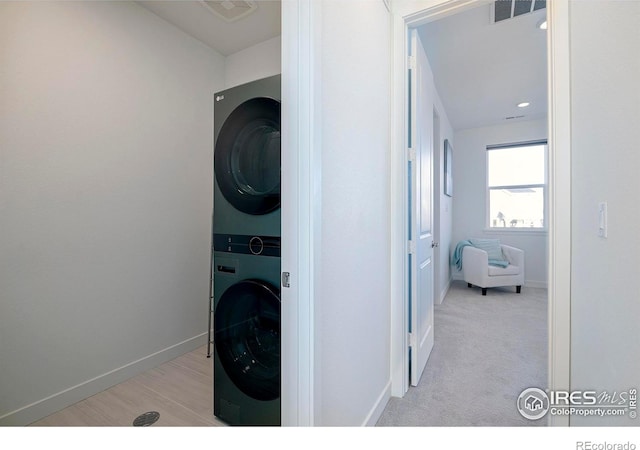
<box><xmin>225</xmin><ymin>36</ymin><xmax>281</xmax><ymax>89</ymax></box>
<box><xmin>0</xmin><ymin>1</ymin><xmax>225</xmax><ymax>425</ymax></box>
<box><xmin>438</xmin><ymin>169</ymin><xmax>454</xmax><ymax>301</ymax></box>
<box><xmin>316</xmin><ymin>0</ymin><xmax>391</xmax><ymax>426</ymax></box>
<box><xmin>451</xmin><ymin>119</ymin><xmax>548</xmax><ymax>287</ymax></box>
<box><xmin>569</xmin><ymin>0</ymin><xmax>640</xmax><ymax>426</ymax></box>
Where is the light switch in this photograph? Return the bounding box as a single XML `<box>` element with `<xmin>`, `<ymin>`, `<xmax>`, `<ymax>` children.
<box><xmin>598</xmin><ymin>202</ymin><xmax>607</xmax><ymax>238</ymax></box>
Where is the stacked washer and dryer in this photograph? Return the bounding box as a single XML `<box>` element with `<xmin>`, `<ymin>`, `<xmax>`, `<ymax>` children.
<box><xmin>211</xmin><ymin>75</ymin><xmax>281</xmax><ymax>426</ymax></box>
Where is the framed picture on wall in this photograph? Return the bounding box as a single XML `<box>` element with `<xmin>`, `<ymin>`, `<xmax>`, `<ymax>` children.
<box><xmin>444</xmin><ymin>139</ymin><xmax>453</xmax><ymax>197</ymax></box>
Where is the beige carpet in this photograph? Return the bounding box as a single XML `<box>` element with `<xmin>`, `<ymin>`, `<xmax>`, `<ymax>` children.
<box><xmin>377</xmin><ymin>280</ymin><xmax>548</xmax><ymax>426</ymax></box>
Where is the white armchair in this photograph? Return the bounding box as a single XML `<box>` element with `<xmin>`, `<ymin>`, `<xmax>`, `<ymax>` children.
<box><xmin>462</xmin><ymin>244</ymin><xmax>524</xmax><ymax>295</ymax></box>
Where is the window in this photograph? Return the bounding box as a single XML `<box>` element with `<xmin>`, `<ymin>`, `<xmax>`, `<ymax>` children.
<box><xmin>487</xmin><ymin>141</ymin><xmax>547</xmax><ymax>229</ymax></box>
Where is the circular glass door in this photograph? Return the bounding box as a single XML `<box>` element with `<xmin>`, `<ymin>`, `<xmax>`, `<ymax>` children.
<box><xmin>214</xmin><ymin>279</ymin><xmax>280</xmax><ymax>401</ymax></box>
<box><xmin>214</xmin><ymin>97</ymin><xmax>281</xmax><ymax>215</ymax></box>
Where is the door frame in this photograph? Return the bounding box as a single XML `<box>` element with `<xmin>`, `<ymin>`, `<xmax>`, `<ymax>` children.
<box><xmin>280</xmin><ymin>0</ymin><xmax>322</xmax><ymax>426</ymax></box>
<box><xmin>389</xmin><ymin>0</ymin><xmax>571</xmax><ymax>427</ymax></box>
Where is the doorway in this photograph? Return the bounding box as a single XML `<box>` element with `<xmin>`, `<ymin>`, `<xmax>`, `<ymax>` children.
<box><xmin>390</xmin><ymin>0</ymin><xmax>571</xmax><ymax>427</ymax></box>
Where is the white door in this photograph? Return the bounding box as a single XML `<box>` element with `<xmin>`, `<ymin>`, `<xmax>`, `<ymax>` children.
<box><xmin>408</xmin><ymin>29</ymin><xmax>435</xmax><ymax>386</ymax></box>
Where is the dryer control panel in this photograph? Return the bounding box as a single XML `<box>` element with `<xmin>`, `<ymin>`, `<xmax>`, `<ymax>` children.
<box><xmin>214</xmin><ymin>234</ymin><xmax>281</xmax><ymax>257</ymax></box>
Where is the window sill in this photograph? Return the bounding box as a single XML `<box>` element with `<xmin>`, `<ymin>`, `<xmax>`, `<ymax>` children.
<box><xmin>483</xmin><ymin>228</ymin><xmax>548</xmax><ymax>236</ymax></box>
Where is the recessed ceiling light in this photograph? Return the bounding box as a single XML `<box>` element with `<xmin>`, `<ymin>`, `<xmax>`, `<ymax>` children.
<box><xmin>517</xmin><ymin>102</ymin><xmax>531</xmax><ymax>108</ymax></box>
<box><xmin>538</xmin><ymin>19</ymin><xmax>548</xmax><ymax>30</ymax></box>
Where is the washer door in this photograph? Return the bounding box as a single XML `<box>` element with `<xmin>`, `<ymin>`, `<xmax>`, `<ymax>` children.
<box><xmin>214</xmin><ymin>279</ymin><xmax>280</xmax><ymax>401</ymax></box>
<box><xmin>215</xmin><ymin>97</ymin><xmax>281</xmax><ymax>215</ymax></box>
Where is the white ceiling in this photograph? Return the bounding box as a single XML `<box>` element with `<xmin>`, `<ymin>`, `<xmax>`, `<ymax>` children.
<box><xmin>418</xmin><ymin>3</ymin><xmax>547</xmax><ymax>131</ymax></box>
<box><xmin>138</xmin><ymin>1</ymin><xmax>281</xmax><ymax>56</ymax></box>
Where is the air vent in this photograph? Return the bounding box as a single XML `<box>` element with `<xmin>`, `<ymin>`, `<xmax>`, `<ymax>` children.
<box><xmin>200</xmin><ymin>1</ymin><xmax>257</xmax><ymax>23</ymax></box>
<box><xmin>493</xmin><ymin>0</ymin><xmax>546</xmax><ymax>23</ymax></box>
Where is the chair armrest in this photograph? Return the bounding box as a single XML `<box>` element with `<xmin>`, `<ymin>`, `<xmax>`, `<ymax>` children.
<box><xmin>462</xmin><ymin>246</ymin><xmax>490</xmax><ymax>286</ymax></box>
<box><xmin>501</xmin><ymin>245</ymin><xmax>524</xmax><ymax>267</ymax></box>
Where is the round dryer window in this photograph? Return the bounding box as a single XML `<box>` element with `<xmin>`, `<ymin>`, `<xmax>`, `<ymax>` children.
<box><xmin>214</xmin><ymin>279</ymin><xmax>280</xmax><ymax>401</ymax></box>
<box><xmin>215</xmin><ymin>97</ymin><xmax>281</xmax><ymax>215</ymax></box>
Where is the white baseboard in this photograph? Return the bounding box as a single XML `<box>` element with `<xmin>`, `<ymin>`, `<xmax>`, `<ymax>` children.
<box><xmin>438</xmin><ymin>278</ymin><xmax>452</xmax><ymax>304</ymax></box>
<box><xmin>362</xmin><ymin>380</ymin><xmax>391</xmax><ymax>426</ymax></box>
<box><xmin>0</xmin><ymin>333</ymin><xmax>208</xmax><ymax>426</ymax></box>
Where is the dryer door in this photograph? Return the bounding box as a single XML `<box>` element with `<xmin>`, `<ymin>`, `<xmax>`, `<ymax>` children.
<box><xmin>214</xmin><ymin>97</ymin><xmax>281</xmax><ymax>215</ymax></box>
<box><xmin>214</xmin><ymin>279</ymin><xmax>280</xmax><ymax>401</ymax></box>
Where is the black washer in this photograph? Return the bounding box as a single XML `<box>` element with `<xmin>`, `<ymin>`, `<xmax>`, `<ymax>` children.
<box><xmin>214</xmin><ymin>279</ymin><xmax>280</xmax><ymax>401</ymax></box>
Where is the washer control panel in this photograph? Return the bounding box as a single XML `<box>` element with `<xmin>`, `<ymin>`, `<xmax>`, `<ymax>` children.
<box><xmin>214</xmin><ymin>234</ymin><xmax>281</xmax><ymax>257</ymax></box>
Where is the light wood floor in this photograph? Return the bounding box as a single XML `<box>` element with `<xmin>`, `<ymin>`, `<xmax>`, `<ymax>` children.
<box><xmin>30</xmin><ymin>345</ymin><xmax>226</xmax><ymax>426</ymax></box>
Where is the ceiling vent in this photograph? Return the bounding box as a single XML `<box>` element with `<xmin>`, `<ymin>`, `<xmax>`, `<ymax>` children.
<box><xmin>200</xmin><ymin>1</ymin><xmax>258</xmax><ymax>23</ymax></box>
<box><xmin>493</xmin><ymin>0</ymin><xmax>546</xmax><ymax>23</ymax></box>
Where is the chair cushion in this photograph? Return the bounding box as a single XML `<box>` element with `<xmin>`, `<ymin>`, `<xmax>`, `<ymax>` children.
<box><xmin>488</xmin><ymin>264</ymin><xmax>520</xmax><ymax>276</ymax></box>
<box><xmin>469</xmin><ymin>238</ymin><xmax>505</xmax><ymax>261</ymax></box>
